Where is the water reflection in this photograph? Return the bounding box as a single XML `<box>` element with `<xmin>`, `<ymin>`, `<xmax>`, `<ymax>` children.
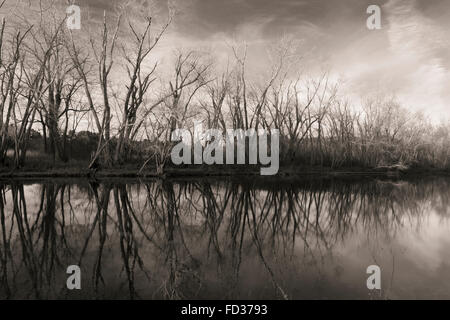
<box><xmin>0</xmin><ymin>177</ymin><xmax>449</xmax><ymax>299</ymax></box>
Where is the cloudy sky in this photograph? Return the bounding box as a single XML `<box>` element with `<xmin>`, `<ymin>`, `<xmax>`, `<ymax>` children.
<box><xmin>104</xmin><ymin>0</ymin><xmax>450</xmax><ymax>120</ymax></box>
<box><xmin>3</xmin><ymin>0</ymin><xmax>450</xmax><ymax>121</ymax></box>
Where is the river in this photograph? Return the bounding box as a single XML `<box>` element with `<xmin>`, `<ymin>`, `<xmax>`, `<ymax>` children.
<box><xmin>0</xmin><ymin>176</ymin><xmax>449</xmax><ymax>299</ymax></box>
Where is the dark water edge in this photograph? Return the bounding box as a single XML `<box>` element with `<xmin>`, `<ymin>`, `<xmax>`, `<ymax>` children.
<box><xmin>0</xmin><ymin>164</ymin><xmax>449</xmax><ymax>179</ymax></box>
<box><xmin>0</xmin><ymin>176</ymin><xmax>450</xmax><ymax>300</ymax></box>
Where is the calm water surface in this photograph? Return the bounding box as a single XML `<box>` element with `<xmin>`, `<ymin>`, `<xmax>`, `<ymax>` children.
<box><xmin>0</xmin><ymin>177</ymin><xmax>449</xmax><ymax>299</ymax></box>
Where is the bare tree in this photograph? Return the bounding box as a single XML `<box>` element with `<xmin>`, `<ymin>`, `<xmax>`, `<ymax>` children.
<box><xmin>113</xmin><ymin>14</ymin><xmax>171</xmax><ymax>164</ymax></box>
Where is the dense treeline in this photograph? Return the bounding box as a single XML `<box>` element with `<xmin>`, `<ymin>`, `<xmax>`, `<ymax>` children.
<box><xmin>0</xmin><ymin>1</ymin><xmax>449</xmax><ymax>173</ymax></box>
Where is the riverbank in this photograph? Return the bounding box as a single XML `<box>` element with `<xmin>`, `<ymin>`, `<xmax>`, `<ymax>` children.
<box><xmin>1</xmin><ymin>163</ymin><xmax>449</xmax><ymax>179</ymax></box>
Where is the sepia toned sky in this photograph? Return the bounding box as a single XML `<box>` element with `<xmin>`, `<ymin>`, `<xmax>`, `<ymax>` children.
<box><xmin>3</xmin><ymin>0</ymin><xmax>450</xmax><ymax>120</ymax></box>
<box><xmin>97</xmin><ymin>0</ymin><xmax>450</xmax><ymax>120</ymax></box>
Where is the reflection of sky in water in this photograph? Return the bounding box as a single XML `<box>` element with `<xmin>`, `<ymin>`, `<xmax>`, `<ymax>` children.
<box><xmin>0</xmin><ymin>178</ymin><xmax>449</xmax><ymax>299</ymax></box>
<box><xmin>326</xmin><ymin>210</ymin><xmax>450</xmax><ymax>299</ymax></box>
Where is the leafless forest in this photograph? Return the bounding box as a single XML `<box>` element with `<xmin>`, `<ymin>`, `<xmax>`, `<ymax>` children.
<box><xmin>0</xmin><ymin>0</ymin><xmax>450</xmax><ymax>303</ymax></box>
<box><xmin>0</xmin><ymin>1</ymin><xmax>449</xmax><ymax>175</ymax></box>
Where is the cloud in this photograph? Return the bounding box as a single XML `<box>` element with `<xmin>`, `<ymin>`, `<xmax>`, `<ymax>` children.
<box><xmin>2</xmin><ymin>0</ymin><xmax>447</xmax><ymax>119</ymax></box>
<box><xmin>93</xmin><ymin>0</ymin><xmax>450</xmax><ymax>119</ymax></box>
<box><xmin>306</xmin><ymin>0</ymin><xmax>450</xmax><ymax>120</ymax></box>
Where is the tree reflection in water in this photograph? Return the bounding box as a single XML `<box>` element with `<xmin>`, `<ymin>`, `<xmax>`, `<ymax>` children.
<box><xmin>0</xmin><ymin>177</ymin><xmax>449</xmax><ymax>299</ymax></box>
